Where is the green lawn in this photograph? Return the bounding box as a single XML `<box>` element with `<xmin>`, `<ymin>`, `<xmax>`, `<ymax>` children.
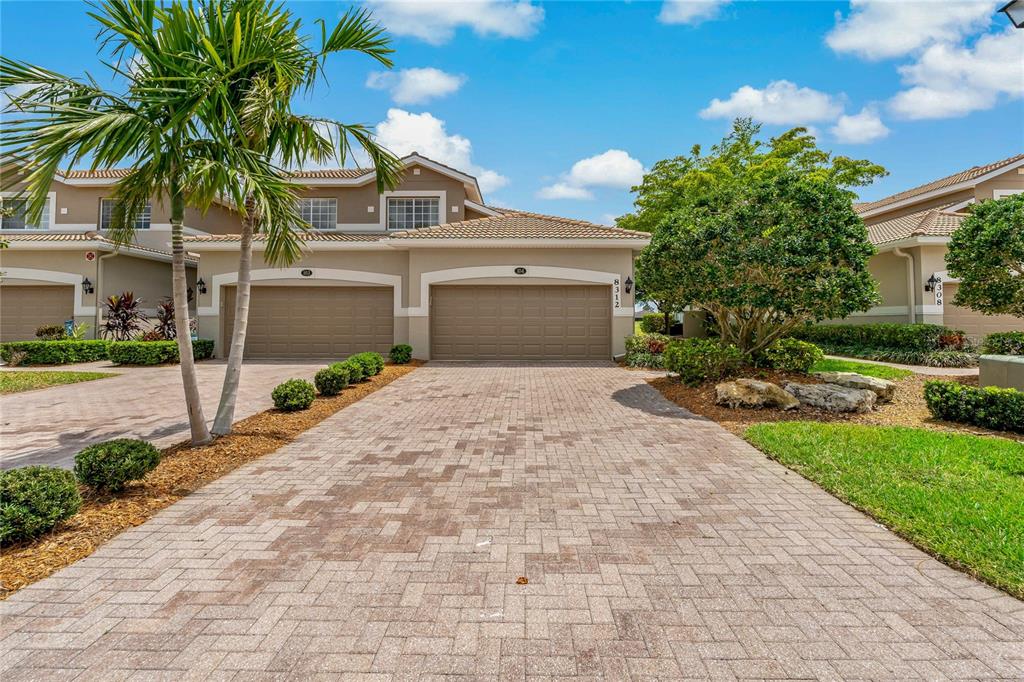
<box><xmin>745</xmin><ymin>422</ymin><xmax>1024</xmax><ymax>598</ymax></box>
<box><xmin>810</xmin><ymin>357</ymin><xmax>914</xmax><ymax>380</ymax></box>
<box><xmin>0</xmin><ymin>371</ymin><xmax>116</xmax><ymax>394</ymax></box>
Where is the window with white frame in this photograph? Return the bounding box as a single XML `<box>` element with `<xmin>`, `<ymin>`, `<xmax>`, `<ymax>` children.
<box><xmin>99</xmin><ymin>198</ymin><xmax>152</xmax><ymax>230</ymax></box>
<box><xmin>387</xmin><ymin>197</ymin><xmax>439</xmax><ymax>230</ymax></box>
<box><xmin>1</xmin><ymin>198</ymin><xmax>50</xmax><ymax>229</ymax></box>
<box><xmin>299</xmin><ymin>198</ymin><xmax>338</xmax><ymax>230</ymax></box>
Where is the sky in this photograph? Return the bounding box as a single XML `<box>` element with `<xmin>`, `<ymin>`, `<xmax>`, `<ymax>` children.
<box><xmin>2</xmin><ymin>0</ymin><xmax>1023</xmax><ymax>225</ymax></box>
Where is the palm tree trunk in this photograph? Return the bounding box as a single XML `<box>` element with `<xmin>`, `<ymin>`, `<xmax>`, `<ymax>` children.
<box><xmin>212</xmin><ymin>197</ymin><xmax>255</xmax><ymax>435</ymax></box>
<box><xmin>170</xmin><ymin>183</ymin><xmax>212</xmax><ymax>444</ymax></box>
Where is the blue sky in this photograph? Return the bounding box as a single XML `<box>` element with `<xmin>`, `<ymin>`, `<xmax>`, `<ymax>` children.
<box><xmin>2</xmin><ymin>0</ymin><xmax>1022</xmax><ymax>224</ymax></box>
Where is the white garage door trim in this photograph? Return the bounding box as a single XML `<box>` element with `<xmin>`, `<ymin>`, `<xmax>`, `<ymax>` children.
<box><xmin>409</xmin><ymin>265</ymin><xmax>630</xmax><ymax>317</ymax></box>
<box><xmin>0</xmin><ymin>267</ymin><xmax>94</xmax><ymax>315</ymax></box>
<box><xmin>199</xmin><ymin>267</ymin><xmax>403</xmax><ymax>316</ymax></box>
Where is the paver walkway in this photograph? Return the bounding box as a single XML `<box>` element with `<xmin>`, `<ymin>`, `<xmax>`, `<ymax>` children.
<box><xmin>1</xmin><ymin>363</ymin><xmax>1021</xmax><ymax>680</ymax></box>
<box><xmin>0</xmin><ymin>360</ymin><xmax>324</xmax><ymax>469</ymax></box>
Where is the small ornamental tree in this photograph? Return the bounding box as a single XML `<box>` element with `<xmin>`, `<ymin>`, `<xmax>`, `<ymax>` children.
<box><xmin>632</xmin><ymin>119</ymin><xmax>885</xmax><ymax>357</ymax></box>
<box><xmin>946</xmin><ymin>193</ymin><xmax>1024</xmax><ymax>318</ymax></box>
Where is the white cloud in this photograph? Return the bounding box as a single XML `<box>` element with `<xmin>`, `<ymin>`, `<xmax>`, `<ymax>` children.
<box><xmin>373</xmin><ymin>108</ymin><xmax>508</xmax><ymax>193</ymax></box>
<box><xmin>658</xmin><ymin>0</ymin><xmax>731</xmax><ymax>25</ymax></box>
<box><xmin>364</xmin><ymin>1</ymin><xmax>543</xmax><ymax>46</ymax></box>
<box><xmin>366</xmin><ymin>68</ymin><xmax>467</xmax><ymax>105</ymax></box>
<box><xmin>826</xmin><ymin>0</ymin><xmax>995</xmax><ymax>61</ymax></box>
<box><xmin>538</xmin><ymin>183</ymin><xmax>594</xmax><ymax>200</ymax></box>
<box><xmin>699</xmin><ymin>80</ymin><xmax>844</xmax><ymax>125</ymax></box>
<box><xmin>889</xmin><ymin>28</ymin><xmax>1024</xmax><ymax>119</ymax></box>
<box><xmin>538</xmin><ymin>149</ymin><xmax>644</xmax><ymax>200</ymax></box>
<box><xmin>830</xmin><ymin>107</ymin><xmax>890</xmax><ymax>143</ymax></box>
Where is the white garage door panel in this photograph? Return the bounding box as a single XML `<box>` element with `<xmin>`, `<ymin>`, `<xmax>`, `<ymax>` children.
<box><xmin>224</xmin><ymin>285</ymin><xmax>393</xmax><ymax>359</ymax></box>
<box><xmin>431</xmin><ymin>285</ymin><xmax>611</xmax><ymax>361</ymax></box>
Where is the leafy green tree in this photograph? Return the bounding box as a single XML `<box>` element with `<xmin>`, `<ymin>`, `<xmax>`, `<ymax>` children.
<box><xmin>633</xmin><ymin>120</ymin><xmax>886</xmax><ymax>356</ymax></box>
<box><xmin>946</xmin><ymin>193</ymin><xmax>1024</xmax><ymax>318</ymax></box>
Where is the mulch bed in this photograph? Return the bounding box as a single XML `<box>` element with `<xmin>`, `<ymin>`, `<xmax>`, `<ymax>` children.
<box><xmin>650</xmin><ymin>370</ymin><xmax>1021</xmax><ymax>442</ymax></box>
<box><xmin>0</xmin><ymin>361</ymin><xmax>422</xmax><ymax>600</ymax></box>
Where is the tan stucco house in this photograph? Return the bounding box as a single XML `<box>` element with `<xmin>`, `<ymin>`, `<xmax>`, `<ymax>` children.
<box><xmin>1</xmin><ymin>154</ymin><xmax>649</xmax><ymax>360</ymax></box>
<box><xmin>843</xmin><ymin>153</ymin><xmax>1024</xmax><ymax>340</ymax></box>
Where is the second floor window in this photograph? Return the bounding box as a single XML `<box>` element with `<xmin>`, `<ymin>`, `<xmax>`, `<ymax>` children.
<box><xmin>100</xmin><ymin>198</ymin><xmax>151</xmax><ymax>230</ymax></box>
<box><xmin>387</xmin><ymin>197</ymin><xmax>439</xmax><ymax>230</ymax></box>
<box><xmin>1</xmin><ymin>198</ymin><xmax>50</xmax><ymax>229</ymax></box>
<box><xmin>300</xmin><ymin>198</ymin><xmax>337</xmax><ymax>230</ymax></box>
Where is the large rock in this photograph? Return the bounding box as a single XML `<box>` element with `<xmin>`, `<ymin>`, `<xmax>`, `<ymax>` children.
<box><xmin>715</xmin><ymin>379</ymin><xmax>800</xmax><ymax>410</ymax></box>
<box><xmin>812</xmin><ymin>371</ymin><xmax>896</xmax><ymax>403</ymax></box>
<box><xmin>784</xmin><ymin>382</ymin><xmax>877</xmax><ymax>413</ymax></box>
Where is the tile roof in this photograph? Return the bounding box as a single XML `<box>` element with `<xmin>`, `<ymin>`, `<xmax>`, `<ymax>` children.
<box><xmin>185</xmin><ymin>231</ymin><xmax>386</xmax><ymax>242</ymax></box>
<box><xmin>184</xmin><ymin>210</ymin><xmax>651</xmax><ymax>244</ymax></box>
<box><xmin>1</xmin><ymin>231</ymin><xmax>197</xmax><ymax>261</ymax></box>
<box><xmin>385</xmin><ymin>210</ymin><xmax>650</xmax><ymax>240</ymax></box>
<box><xmin>857</xmin><ymin>153</ymin><xmax>1024</xmax><ymax>214</ymax></box>
<box><xmin>867</xmin><ymin>204</ymin><xmax>965</xmax><ymax>245</ymax></box>
<box><xmin>60</xmin><ymin>168</ymin><xmax>373</xmax><ymax>180</ymax></box>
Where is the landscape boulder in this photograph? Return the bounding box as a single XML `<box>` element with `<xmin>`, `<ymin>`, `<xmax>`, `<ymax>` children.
<box><xmin>812</xmin><ymin>371</ymin><xmax>896</xmax><ymax>403</ymax></box>
<box><xmin>715</xmin><ymin>379</ymin><xmax>800</xmax><ymax>410</ymax></box>
<box><xmin>784</xmin><ymin>382</ymin><xmax>876</xmax><ymax>413</ymax></box>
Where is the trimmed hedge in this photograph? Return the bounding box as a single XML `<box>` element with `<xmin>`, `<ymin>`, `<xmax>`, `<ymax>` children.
<box><xmin>924</xmin><ymin>380</ymin><xmax>1024</xmax><ymax>433</ymax></box>
<box><xmin>984</xmin><ymin>332</ymin><xmax>1024</xmax><ymax>356</ymax></box>
<box><xmin>74</xmin><ymin>439</ymin><xmax>161</xmax><ymax>492</ymax></box>
<box><xmin>664</xmin><ymin>338</ymin><xmax>743</xmax><ymax>386</ymax></box>
<box><xmin>0</xmin><ymin>340</ymin><xmax>110</xmax><ymax>365</ymax></box>
<box><xmin>108</xmin><ymin>339</ymin><xmax>215</xmax><ymax>365</ymax></box>
<box><xmin>314</xmin><ymin>364</ymin><xmax>350</xmax><ymax>396</ymax></box>
<box><xmin>754</xmin><ymin>338</ymin><xmax>824</xmax><ymax>374</ymax></box>
<box><xmin>389</xmin><ymin>344</ymin><xmax>413</xmax><ymax>365</ymax></box>
<box><xmin>350</xmin><ymin>352</ymin><xmax>384</xmax><ymax>377</ymax></box>
<box><xmin>792</xmin><ymin>323</ymin><xmax>964</xmax><ymax>352</ymax></box>
<box><xmin>272</xmin><ymin>379</ymin><xmax>315</xmax><ymax>411</ymax></box>
<box><xmin>334</xmin><ymin>359</ymin><xmax>364</xmax><ymax>383</ymax></box>
<box><xmin>0</xmin><ymin>466</ymin><xmax>82</xmax><ymax>544</ymax></box>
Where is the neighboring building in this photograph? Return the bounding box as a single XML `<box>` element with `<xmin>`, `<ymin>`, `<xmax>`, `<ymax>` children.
<box><xmin>844</xmin><ymin>153</ymin><xmax>1024</xmax><ymax>340</ymax></box>
<box><xmin>1</xmin><ymin>154</ymin><xmax>649</xmax><ymax>360</ymax></box>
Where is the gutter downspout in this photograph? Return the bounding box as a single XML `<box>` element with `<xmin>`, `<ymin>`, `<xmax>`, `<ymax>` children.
<box><xmin>94</xmin><ymin>250</ymin><xmax>117</xmax><ymax>337</ymax></box>
<box><xmin>892</xmin><ymin>247</ymin><xmax>915</xmax><ymax>324</ymax></box>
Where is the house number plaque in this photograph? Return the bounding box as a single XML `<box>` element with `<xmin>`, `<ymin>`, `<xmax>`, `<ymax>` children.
<box><xmin>514</xmin><ymin>267</ymin><xmax>527</xmax><ymax>275</ymax></box>
<box><xmin>300</xmin><ymin>269</ymin><xmax>313</xmax><ymax>277</ymax></box>
<box><xmin>613</xmin><ymin>278</ymin><xmax>621</xmax><ymax>309</ymax></box>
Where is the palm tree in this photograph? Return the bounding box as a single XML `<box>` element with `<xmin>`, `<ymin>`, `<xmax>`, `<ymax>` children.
<box><xmin>0</xmin><ymin>0</ymin><xmax>311</xmax><ymax>444</ymax></box>
<box><xmin>196</xmin><ymin>4</ymin><xmax>402</xmax><ymax>436</ymax></box>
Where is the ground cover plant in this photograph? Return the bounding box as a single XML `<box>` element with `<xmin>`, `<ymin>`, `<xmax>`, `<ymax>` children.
<box><xmin>745</xmin><ymin>422</ymin><xmax>1024</xmax><ymax>599</ymax></box>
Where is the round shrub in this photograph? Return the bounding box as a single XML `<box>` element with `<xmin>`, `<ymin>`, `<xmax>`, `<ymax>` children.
<box><xmin>353</xmin><ymin>352</ymin><xmax>385</xmax><ymax>376</ymax></box>
<box><xmin>389</xmin><ymin>344</ymin><xmax>413</xmax><ymax>364</ymax></box>
<box><xmin>74</xmin><ymin>438</ymin><xmax>161</xmax><ymax>492</ymax></box>
<box><xmin>272</xmin><ymin>379</ymin><xmax>315</xmax><ymax>411</ymax></box>
<box><xmin>663</xmin><ymin>338</ymin><xmax>743</xmax><ymax>386</ymax></box>
<box><xmin>755</xmin><ymin>338</ymin><xmax>824</xmax><ymax>373</ymax></box>
<box><xmin>639</xmin><ymin>313</ymin><xmax>666</xmax><ymax>334</ymax></box>
<box><xmin>315</xmin><ymin>364</ymin><xmax>350</xmax><ymax>396</ymax></box>
<box><xmin>0</xmin><ymin>466</ymin><xmax>82</xmax><ymax>544</ymax></box>
<box><xmin>983</xmin><ymin>331</ymin><xmax>1024</xmax><ymax>356</ymax></box>
<box><xmin>335</xmin><ymin>360</ymin><xmax>364</xmax><ymax>383</ymax></box>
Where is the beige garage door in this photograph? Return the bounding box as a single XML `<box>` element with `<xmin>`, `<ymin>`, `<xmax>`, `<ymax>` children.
<box><xmin>0</xmin><ymin>285</ymin><xmax>74</xmax><ymax>342</ymax></box>
<box><xmin>943</xmin><ymin>283</ymin><xmax>1023</xmax><ymax>339</ymax></box>
<box><xmin>431</xmin><ymin>285</ymin><xmax>611</xmax><ymax>360</ymax></box>
<box><xmin>224</xmin><ymin>285</ymin><xmax>394</xmax><ymax>359</ymax></box>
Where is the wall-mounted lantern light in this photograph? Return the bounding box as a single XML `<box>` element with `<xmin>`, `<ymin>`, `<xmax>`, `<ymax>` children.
<box><xmin>924</xmin><ymin>274</ymin><xmax>938</xmax><ymax>292</ymax></box>
<box><xmin>624</xmin><ymin>276</ymin><xmax>634</xmax><ymax>294</ymax></box>
<box><xmin>82</xmin><ymin>277</ymin><xmax>94</xmax><ymax>294</ymax></box>
<box><xmin>1000</xmin><ymin>0</ymin><xmax>1024</xmax><ymax>28</ymax></box>
<box><xmin>197</xmin><ymin>278</ymin><xmax>207</xmax><ymax>295</ymax></box>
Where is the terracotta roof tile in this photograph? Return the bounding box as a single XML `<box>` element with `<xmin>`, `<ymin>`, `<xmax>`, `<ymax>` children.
<box><xmin>1</xmin><ymin>231</ymin><xmax>196</xmax><ymax>260</ymax></box>
<box><xmin>857</xmin><ymin>153</ymin><xmax>1024</xmax><ymax>214</ymax></box>
<box><xmin>185</xmin><ymin>231</ymin><xmax>386</xmax><ymax>242</ymax></box>
<box><xmin>386</xmin><ymin>210</ymin><xmax>649</xmax><ymax>240</ymax></box>
<box><xmin>867</xmin><ymin>204</ymin><xmax>965</xmax><ymax>245</ymax></box>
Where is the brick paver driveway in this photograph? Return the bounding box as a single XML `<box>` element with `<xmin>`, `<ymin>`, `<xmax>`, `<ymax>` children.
<box><xmin>1</xmin><ymin>360</ymin><xmax>323</xmax><ymax>469</ymax></box>
<box><xmin>2</xmin><ymin>363</ymin><xmax>1022</xmax><ymax>680</ymax></box>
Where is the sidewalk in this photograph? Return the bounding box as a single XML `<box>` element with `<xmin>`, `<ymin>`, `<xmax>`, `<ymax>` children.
<box><xmin>824</xmin><ymin>354</ymin><xmax>979</xmax><ymax>376</ymax></box>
